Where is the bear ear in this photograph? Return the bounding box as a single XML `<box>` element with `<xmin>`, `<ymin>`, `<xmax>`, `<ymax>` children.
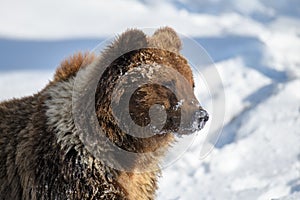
<box><xmin>100</xmin><ymin>29</ymin><xmax>148</xmax><ymax>64</ymax></box>
<box><xmin>148</xmin><ymin>27</ymin><xmax>182</xmax><ymax>53</ymax></box>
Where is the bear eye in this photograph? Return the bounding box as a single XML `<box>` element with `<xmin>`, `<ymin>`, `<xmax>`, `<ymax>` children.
<box><xmin>164</xmin><ymin>80</ymin><xmax>176</xmax><ymax>88</ymax></box>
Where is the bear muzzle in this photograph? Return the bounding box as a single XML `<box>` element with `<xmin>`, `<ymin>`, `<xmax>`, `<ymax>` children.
<box><xmin>193</xmin><ymin>109</ymin><xmax>209</xmax><ymax>131</ymax></box>
<box><xmin>176</xmin><ymin>105</ymin><xmax>209</xmax><ymax>135</ymax></box>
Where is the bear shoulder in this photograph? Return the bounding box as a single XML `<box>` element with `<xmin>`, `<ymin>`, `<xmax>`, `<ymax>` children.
<box><xmin>53</xmin><ymin>52</ymin><xmax>95</xmax><ymax>82</ymax></box>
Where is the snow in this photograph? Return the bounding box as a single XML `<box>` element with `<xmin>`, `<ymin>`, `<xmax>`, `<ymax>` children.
<box><xmin>0</xmin><ymin>0</ymin><xmax>299</xmax><ymax>199</ymax></box>
<box><xmin>0</xmin><ymin>70</ymin><xmax>52</xmax><ymax>101</ymax></box>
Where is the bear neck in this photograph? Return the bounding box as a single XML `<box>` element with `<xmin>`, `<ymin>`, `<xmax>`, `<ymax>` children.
<box><xmin>44</xmin><ymin>77</ymin><xmax>172</xmax><ymax>200</ymax></box>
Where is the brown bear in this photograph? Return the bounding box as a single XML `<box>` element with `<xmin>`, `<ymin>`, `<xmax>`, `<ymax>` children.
<box><xmin>0</xmin><ymin>27</ymin><xmax>208</xmax><ymax>200</ymax></box>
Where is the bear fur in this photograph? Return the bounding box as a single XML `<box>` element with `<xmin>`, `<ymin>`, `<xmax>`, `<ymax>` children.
<box><xmin>0</xmin><ymin>27</ymin><xmax>207</xmax><ymax>200</ymax></box>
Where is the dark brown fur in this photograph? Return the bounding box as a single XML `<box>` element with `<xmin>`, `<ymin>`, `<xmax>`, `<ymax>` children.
<box><xmin>0</xmin><ymin>27</ymin><xmax>201</xmax><ymax>200</ymax></box>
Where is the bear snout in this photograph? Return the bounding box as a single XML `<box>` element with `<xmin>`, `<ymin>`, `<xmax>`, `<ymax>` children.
<box><xmin>177</xmin><ymin>105</ymin><xmax>209</xmax><ymax>135</ymax></box>
<box><xmin>193</xmin><ymin>109</ymin><xmax>209</xmax><ymax>130</ymax></box>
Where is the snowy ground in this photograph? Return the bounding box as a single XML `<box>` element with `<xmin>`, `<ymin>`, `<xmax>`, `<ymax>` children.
<box><xmin>0</xmin><ymin>0</ymin><xmax>299</xmax><ymax>199</ymax></box>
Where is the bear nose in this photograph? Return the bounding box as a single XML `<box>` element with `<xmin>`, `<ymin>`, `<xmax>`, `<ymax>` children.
<box><xmin>194</xmin><ymin>109</ymin><xmax>209</xmax><ymax>130</ymax></box>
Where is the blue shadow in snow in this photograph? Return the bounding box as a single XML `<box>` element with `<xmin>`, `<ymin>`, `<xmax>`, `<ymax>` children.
<box><xmin>193</xmin><ymin>36</ymin><xmax>289</xmax><ymax>83</ymax></box>
<box><xmin>0</xmin><ymin>38</ymin><xmax>103</xmax><ymax>71</ymax></box>
<box><xmin>0</xmin><ymin>36</ymin><xmax>290</xmax><ymax>83</ymax></box>
<box><xmin>214</xmin><ymin>83</ymin><xmax>278</xmax><ymax>148</ymax></box>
